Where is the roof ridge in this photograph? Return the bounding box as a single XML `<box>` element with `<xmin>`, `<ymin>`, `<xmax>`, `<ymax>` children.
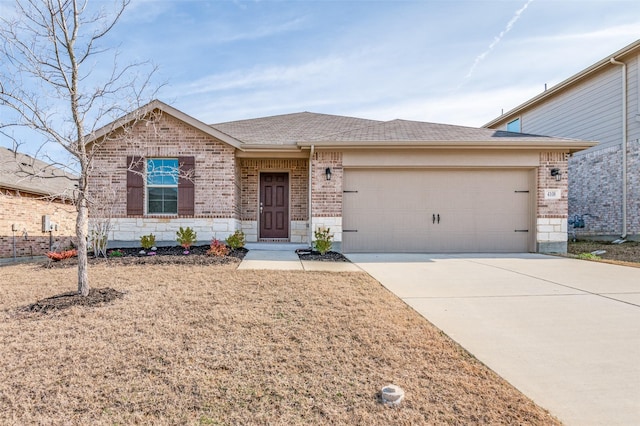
<box><xmin>209</xmin><ymin>111</ymin><xmax>382</xmax><ymax>127</ymax></box>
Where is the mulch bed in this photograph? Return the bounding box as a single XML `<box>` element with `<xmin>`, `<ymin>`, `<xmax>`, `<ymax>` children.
<box><xmin>44</xmin><ymin>245</ymin><xmax>248</xmax><ymax>268</ymax></box>
<box><xmin>296</xmin><ymin>249</ymin><xmax>350</xmax><ymax>262</ymax></box>
<box><xmin>19</xmin><ymin>287</ymin><xmax>125</xmax><ymax>314</ymax></box>
<box><xmin>567</xmin><ymin>240</ymin><xmax>640</xmax><ymax>264</ymax></box>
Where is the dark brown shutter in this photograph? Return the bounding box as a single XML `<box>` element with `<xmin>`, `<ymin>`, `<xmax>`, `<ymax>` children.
<box><xmin>126</xmin><ymin>156</ymin><xmax>144</xmax><ymax>216</ymax></box>
<box><xmin>178</xmin><ymin>156</ymin><xmax>195</xmax><ymax>216</ymax></box>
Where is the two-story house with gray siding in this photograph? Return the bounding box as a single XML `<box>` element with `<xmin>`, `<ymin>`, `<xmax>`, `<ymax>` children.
<box><xmin>484</xmin><ymin>39</ymin><xmax>640</xmax><ymax>241</ymax></box>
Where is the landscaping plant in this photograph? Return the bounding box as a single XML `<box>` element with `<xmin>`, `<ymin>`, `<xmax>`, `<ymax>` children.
<box><xmin>313</xmin><ymin>227</ymin><xmax>333</xmax><ymax>255</ymax></box>
<box><xmin>225</xmin><ymin>230</ymin><xmax>246</xmax><ymax>250</ymax></box>
<box><xmin>89</xmin><ymin>230</ymin><xmax>108</xmax><ymax>259</ymax></box>
<box><xmin>140</xmin><ymin>234</ymin><xmax>156</xmax><ymax>251</ymax></box>
<box><xmin>207</xmin><ymin>239</ymin><xmax>230</xmax><ymax>257</ymax></box>
<box><xmin>108</xmin><ymin>249</ymin><xmax>124</xmax><ymax>258</ymax></box>
<box><xmin>176</xmin><ymin>227</ymin><xmax>197</xmax><ymax>254</ymax></box>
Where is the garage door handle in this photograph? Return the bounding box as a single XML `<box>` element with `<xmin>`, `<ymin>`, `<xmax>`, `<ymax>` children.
<box><xmin>433</xmin><ymin>214</ymin><xmax>436</xmax><ymax>224</ymax></box>
<box><xmin>514</xmin><ymin>229</ymin><xmax>529</xmax><ymax>232</ymax></box>
<box><xmin>437</xmin><ymin>214</ymin><xmax>440</xmax><ymax>224</ymax></box>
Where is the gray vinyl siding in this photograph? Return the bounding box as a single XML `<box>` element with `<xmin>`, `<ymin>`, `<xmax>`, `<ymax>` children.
<box><xmin>628</xmin><ymin>55</ymin><xmax>640</xmax><ymax>145</ymax></box>
<box><xmin>519</xmin><ymin>66</ymin><xmax>623</xmax><ymax>156</ymax></box>
<box><xmin>487</xmin><ymin>52</ymin><xmax>640</xmax><ymax>238</ymax></box>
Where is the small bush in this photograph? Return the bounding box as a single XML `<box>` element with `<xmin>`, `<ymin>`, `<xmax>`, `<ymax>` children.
<box><xmin>207</xmin><ymin>239</ymin><xmax>230</xmax><ymax>257</ymax></box>
<box><xmin>176</xmin><ymin>227</ymin><xmax>197</xmax><ymax>249</ymax></box>
<box><xmin>89</xmin><ymin>230</ymin><xmax>108</xmax><ymax>258</ymax></box>
<box><xmin>313</xmin><ymin>227</ymin><xmax>333</xmax><ymax>255</ymax></box>
<box><xmin>226</xmin><ymin>230</ymin><xmax>246</xmax><ymax>250</ymax></box>
<box><xmin>140</xmin><ymin>233</ymin><xmax>156</xmax><ymax>250</ymax></box>
<box><xmin>46</xmin><ymin>249</ymin><xmax>78</xmax><ymax>261</ymax></box>
<box><xmin>108</xmin><ymin>249</ymin><xmax>124</xmax><ymax>258</ymax></box>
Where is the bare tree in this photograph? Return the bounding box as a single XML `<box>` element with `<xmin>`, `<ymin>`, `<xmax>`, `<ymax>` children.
<box><xmin>0</xmin><ymin>0</ymin><xmax>157</xmax><ymax>296</ymax></box>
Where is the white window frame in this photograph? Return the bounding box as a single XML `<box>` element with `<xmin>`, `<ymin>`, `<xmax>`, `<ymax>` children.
<box><xmin>146</xmin><ymin>158</ymin><xmax>179</xmax><ymax>215</ymax></box>
<box><xmin>506</xmin><ymin>117</ymin><xmax>521</xmax><ymax>133</ymax></box>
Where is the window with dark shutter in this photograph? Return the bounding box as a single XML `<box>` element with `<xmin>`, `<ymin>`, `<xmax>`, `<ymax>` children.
<box><xmin>126</xmin><ymin>156</ymin><xmax>144</xmax><ymax>215</ymax></box>
<box><xmin>178</xmin><ymin>156</ymin><xmax>195</xmax><ymax>216</ymax></box>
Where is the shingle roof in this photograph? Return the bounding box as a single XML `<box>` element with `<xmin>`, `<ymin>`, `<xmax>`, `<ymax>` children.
<box><xmin>307</xmin><ymin>119</ymin><xmax>577</xmax><ymax>142</ymax></box>
<box><xmin>211</xmin><ymin>112</ymin><xmax>381</xmax><ymax>145</ymax></box>
<box><xmin>211</xmin><ymin>113</ymin><xmax>584</xmax><ymax>145</ymax></box>
<box><xmin>0</xmin><ymin>147</ymin><xmax>77</xmax><ymax>198</ymax></box>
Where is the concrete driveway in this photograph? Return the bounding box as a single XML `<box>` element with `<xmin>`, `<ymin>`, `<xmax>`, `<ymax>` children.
<box><xmin>346</xmin><ymin>253</ymin><xmax>640</xmax><ymax>426</ymax></box>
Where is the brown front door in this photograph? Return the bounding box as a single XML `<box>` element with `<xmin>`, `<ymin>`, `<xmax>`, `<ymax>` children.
<box><xmin>260</xmin><ymin>172</ymin><xmax>289</xmax><ymax>239</ymax></box>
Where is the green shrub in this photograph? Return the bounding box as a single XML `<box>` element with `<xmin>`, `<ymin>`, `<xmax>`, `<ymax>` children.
<box><xmin>176</xmin><ymin>226</ymin><xmax>197</xmax><ymax>249</ymax></box>
<box><xmin>108</xmin><ymin>249</ymin><xmax>124</xmax><ymax>258</ymax></box>
<box><xmin>140</xmin><ymin>233</ymin><xmax>156</xmax><ymax>250</ymax></box>
<box><xmin>225</xmin><ymin>230</ymin><xmax>246</xmax><ymax>250</ymax></box>
<box><xmin>207</xmin><ymin>239</ymin><xmax>230</xmax><ymax>257</ymax></box>
<box><xmin>313</xmin><ymin>227</ymin><xmax>333</xmax><ymax>255</ymax></box>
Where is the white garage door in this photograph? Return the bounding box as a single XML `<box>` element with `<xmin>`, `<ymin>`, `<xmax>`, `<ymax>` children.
<box><xmin>342</xmin><ymin>169</ymin><xmax>533</xmax><ymax>253</ymax></box>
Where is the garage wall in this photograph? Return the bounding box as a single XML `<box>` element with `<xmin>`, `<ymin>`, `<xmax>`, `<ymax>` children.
<box><xmin>310</xmin><ymin>149</ymin><xmax>570</xmax><ymax>253</ymax></box>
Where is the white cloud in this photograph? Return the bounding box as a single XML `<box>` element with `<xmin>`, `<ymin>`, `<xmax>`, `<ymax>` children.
<box><xmin>211</xmin><ymin>17</ymin><xmax>307</xmax><ymax>44</ymax></box>
<box><xmin>171</xmin><ymin>56</ymin><xmax>345</xmax><ymax>96</ymax></box>
<box><xmin>463</xmin><ymin>0</ymin><xmax>535</xmax><ymax>81</ymax></box>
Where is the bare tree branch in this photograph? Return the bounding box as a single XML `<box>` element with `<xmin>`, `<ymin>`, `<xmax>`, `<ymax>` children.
<box><xmin>0</xmin><ymin>0</ymin><xmax>158</xmax><ymax>296</ymax></box>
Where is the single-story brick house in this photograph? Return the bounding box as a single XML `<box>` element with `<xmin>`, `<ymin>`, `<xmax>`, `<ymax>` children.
<box><xmin>0</xmin><ymin>147</ymin><xmax>77</xmax><ymax>258</ymax></box>
<box><xmin>87</xmin><ymin>100</ymin><xmax>594</xmax><ymax>253</ymax></box>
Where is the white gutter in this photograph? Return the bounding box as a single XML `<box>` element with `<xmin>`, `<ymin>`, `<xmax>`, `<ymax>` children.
<box><xmin>308</xmin><ymin>145</ymin><xmax>315</xmax><ymax>248</ymax></box>
<box><xmin>610</xmin><ymin>57</ymin><xmax>628</xmax><ymax>238</ymax></box>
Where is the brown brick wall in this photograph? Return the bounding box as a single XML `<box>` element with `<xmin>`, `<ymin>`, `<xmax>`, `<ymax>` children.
<box><xmin>239</xmin><ymin>159</ymin><xmax>308</xmax><ymax>221</ymax></box>
<box><xmin>0</xmin><ymin>189</ymin><xmax>76</xmax><ymax>258</ymax></box>
<box><xmin>88</xmin><ymin>111</ymin><xmax>239</xmax><ymax>219</ymax></box>
<box><xmin>537</xmin><ymin>152</ymin><xmax>569</xmax><ymax>219</ymax></box>
<box><xmin>311</xmin><ymin>151</ymin><xmax>342</xmax><ymax>217</ymax></box>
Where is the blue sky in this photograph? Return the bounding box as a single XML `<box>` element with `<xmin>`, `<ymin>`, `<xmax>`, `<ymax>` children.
<box><xmin>114</xmin><ymin>0</ymin><xmax>639</xmax><ymax>126</ymax></box>
<box><xmin>1</xmin><ymin>0</ymin><xmax>639</xmax><ymax>161</ymax></box>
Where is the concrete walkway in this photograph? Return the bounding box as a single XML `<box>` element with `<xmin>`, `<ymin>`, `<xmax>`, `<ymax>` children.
<box><xmin>345</xmin><ymin>253</ymin><xmax>640</xmax><ymax>426</ymax></box>
<box><xmin>238</xmin><ymin>246</ymin><xmax>361</xmax><ymax>272</ymax></box>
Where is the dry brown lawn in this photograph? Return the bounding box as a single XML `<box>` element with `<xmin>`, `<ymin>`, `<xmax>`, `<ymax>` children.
<box><xmin>0</xmin><ymin>261</ymin><xmax>560</xmax><ymax>425</ymax></box>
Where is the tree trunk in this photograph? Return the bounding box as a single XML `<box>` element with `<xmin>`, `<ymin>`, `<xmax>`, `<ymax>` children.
<box><xmin>76</xmin><ymin>193</ymin><xmax>89</xmax><ymax>296</ymax></box>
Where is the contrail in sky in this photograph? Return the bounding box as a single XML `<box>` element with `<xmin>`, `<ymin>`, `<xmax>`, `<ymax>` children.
<box><xmin>464</xmin><ymin>0</ymin><xmax>535</xmax><ymax>80</ymax></box>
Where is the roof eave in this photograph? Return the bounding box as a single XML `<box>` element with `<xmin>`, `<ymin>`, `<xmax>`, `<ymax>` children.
<box><xmin>297</xmin><ymin>140</ymin><xmax>597</xmax><ymax>153</ymax></box>
<box><xmin>0</xmin><ymin>183</ymin><xmax>73</xmax><ymax>199</ymax></box>
<box><xmin>483</xmin><ymin>39</ymin><xmax>640</xmax><ymax>128</ymax></box>
<box><xmin>236</xmin><ymin>145</ymin><xmax>308</xmax><ymax>159</ymax></box>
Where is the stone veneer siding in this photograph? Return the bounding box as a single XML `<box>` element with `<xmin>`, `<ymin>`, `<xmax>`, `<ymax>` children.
<box><xmin>239</xmin><ymin>158</ymin><xmax>309</xmax><ymax>242</ymax></box>
<box><xmin>568</xmin><ymin>140</ymin><xmax>640</xmax><ymax>239</ymax></box>
<box><xmin>88</xmin><ymin>111</ymin><xmax>240</xmax><ymax>243</ymax></box>
<box><xmin>537</xmin><ymin>152</ymin><xmax>570</xmax><ymax>252</ymax></box>
<box><xmin>0</xmin><ymin>189</ymin><xmax>76</xmax><ymax>258</ymax></box>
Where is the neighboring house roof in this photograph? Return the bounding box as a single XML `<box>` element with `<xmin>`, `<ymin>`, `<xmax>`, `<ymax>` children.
<box><xmin>0</xmin><ymin>147</ymin><xmax>77</xmax><ymax>199</ymax></box>
<box><xmin>483</xmin><ymin>38</ymin><xmax>640</xmax><ymax>128</ymax></box>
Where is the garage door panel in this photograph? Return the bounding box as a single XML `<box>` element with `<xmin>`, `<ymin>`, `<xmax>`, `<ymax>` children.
<box><xmin>343</xmin><ymin>169</ymin><xmax>532</xmax><ymax>253</ymax></box>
